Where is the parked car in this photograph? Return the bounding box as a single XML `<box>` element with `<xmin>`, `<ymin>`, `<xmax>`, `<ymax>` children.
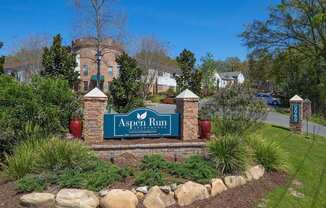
<box><xmin>256</xmin><ymin>93</ymin><xmax>281</xmax><ymax>106</ymax></box>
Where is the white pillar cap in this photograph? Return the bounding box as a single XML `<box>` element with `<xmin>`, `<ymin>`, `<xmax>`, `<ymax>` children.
<box><xmin>290</xmin><ymin>95</ymin><xmax>303</xmax><ymax>101</ymax></box>
<box><xmin>176</xmin><ymin>89</ymin><xmax>199</xmax><ymax>99</ymax></box>
<box><xmin>84</xmin><ymin>87</ymin><xmax>107</xmax><ymax>98</ymax></box>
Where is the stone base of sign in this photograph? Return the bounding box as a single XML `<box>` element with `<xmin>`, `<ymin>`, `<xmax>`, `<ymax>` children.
<box><xmin>176</xmin><ymin>89</ymin><xmax>200</xmax><ymax>141</ymax></box>
<box><xmin>91</xmin><ymin>142</ymin><xmax>207</xmax><ymax>161</ymax></box>
<box><xmin>83</xmin><ymin>88</ymin><xmax>108</xmax><ymax>144</ymax></box>
<box><xmin>289</xmin><ymin>122</ymin><xmax>304</xmax><ymax>134</ymax></box>
<box><xmin>289</xmin><ymin>95</ymin><xmax>304</xmax><ymax>134</ymax></box>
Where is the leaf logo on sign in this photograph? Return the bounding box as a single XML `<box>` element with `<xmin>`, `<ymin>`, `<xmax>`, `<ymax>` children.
<box><xmin>137</xmin><ymin>112</ymin><xmax>147</xmax><ymax>120</ymax></box>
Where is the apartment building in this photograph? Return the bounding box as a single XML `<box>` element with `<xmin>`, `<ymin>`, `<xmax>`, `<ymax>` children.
<box><xmin>72</xmin><ymin>38</ymin><xmax>123</xmax><ymax>93</ymax></box>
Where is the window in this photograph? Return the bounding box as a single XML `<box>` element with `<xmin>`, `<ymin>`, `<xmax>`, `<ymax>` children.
<box><xmin>73</xmin><ymin>82</ymin><xmax>80</xmax><ymax>92</ymax></box>
<box><xmin>83</xmin><ymin>65</ymin><xmax>89</xmax><ymax>76</ymax></box>
<box><xmin>108</xmin><ymin>66</ymin><xmax>113</xmax><ymax>76</ymax></box>
<box><xmin>83</xmin><ymin>81</ymin><xmax>88</xmax><ymax>92</ymax></box>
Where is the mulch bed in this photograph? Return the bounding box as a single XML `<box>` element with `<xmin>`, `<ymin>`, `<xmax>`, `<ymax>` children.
<box><xmin>0</xmin><ymin>178</ymin><xmax>22</xmax><ymax>208</ymax></box>
<box><xmin>0</xmin><ymin>171</ymin><xmax>287</xmax><ymax>208</ymax></box>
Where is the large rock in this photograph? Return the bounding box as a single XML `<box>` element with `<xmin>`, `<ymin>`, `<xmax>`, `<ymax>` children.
<box><xmin>143</xmin><ymin>186</ymin><xmax>175</xmax><ymax>208</ymax></box>
<box><xmin>224</xmin><ymin>176</ymin><xmax>246</xmax><ymax>188</ymax></box>
<box><xmin>136</xmin><ymin>186</ymin><xmax>148</xmax><ymax>194</ymax></box>
<box><xmin>56</xmin><ymin>189</ymin><xmax>99</xmax><ymax>208</ymax></box>
<box><xmin>247</xmin><ymin>165</ymin><xmax>265</xmax><ymax>180</ymax></box>
<box><xmin>211</xmin><ymin>178</ymin><xmax>227</xmax><ymax>196</ymax></box>
<box><xmin>174</xmin><ymin>181</ymin><xmax>209</xmax><ymax>206</ymax></box>
<box><xmin>100</xmin><ymin>189</ymin><xmax>138</xmax><ymax>208</ymax></box>
<box><xmin>20</xmin><ymin>193</ymin><xmax>55</xmax><ymax>208</ymax></box>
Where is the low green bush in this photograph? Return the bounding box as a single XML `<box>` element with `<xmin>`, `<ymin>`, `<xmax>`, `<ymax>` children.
<box><xmin>207</xmin><ymin>135</ymin><xmax>249</xmax><ymax>175</ymax></box>
<box><xmin>56</xmin><ymin>160</ymin><xmax>123</xmax><ymax>191</ymax></box>
<box><xmin>138</xmin><ymin>154</ymin><xmax>216</xmax><ymax>185</ymax></box>
<box><xmin>170</xmin><ymin>155</ymin><xmax>216</xmax><ymax>184</ymax></box>
<box><xmin>136</xmin><ymin>154</ymin><xmax>167</xmax><ymax>186</ymax></box>
<box><xmin>4</xmin><ymin>139</ymin><xmax>41</xmax><ymax>179</ymax></box>
<box><xmin>249</xmin><ymin>137</ymin><xmax>287</xmax><ymax>171</ymax></box>
<box><xmin>5</xmin><ymin>138</ymin><xmax>94</xmax><ymax>179</ymax></box>
<box><xmin>140</xmin><ymin>154</ymin><xmax>168</xmax><ymax>170</ymax></box>
<box><xmin>36</xmin><ymin>138</ymin><xmax>95</xmax><ymax>171</ymax></box>
<box><xmin>6</xmin><ymin>137</ymin><xmax>128</xmax><ymax>192</ymax></box>
<box><xmin>135</xmin><ymin>169</ymin><xmax>165</xmax><ymax>186</ymax></box>
<box><xmin>16</xmin><ymin>175</ymin><xmax>47</xmax><ymax>192</ymax></box>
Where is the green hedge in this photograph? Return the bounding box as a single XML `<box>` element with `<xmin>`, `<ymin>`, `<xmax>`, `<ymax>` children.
<box><xmin>0</xmin><ymin>75</ymin><xmax>80</xmax><ymax>158</ymax></box>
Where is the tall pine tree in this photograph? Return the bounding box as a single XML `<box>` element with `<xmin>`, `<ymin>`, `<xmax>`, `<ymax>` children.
<box><xmin>41</xmin><ymin>34</ymin><xmax>78</xmax><ymax>87</ymax></box>
<box><xmin>110</xmin><ymin>52</ymin><xmax>143</xmax><ymax>113</ymax></box>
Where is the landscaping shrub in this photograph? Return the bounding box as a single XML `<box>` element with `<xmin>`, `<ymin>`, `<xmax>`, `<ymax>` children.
<box><xmin>57</xmin><ymin>160</ymin><xmax>122</xmax><ymax>191</ymax></box>
<box><xmin>135</xmin><ymin>169</ymin><xmax>165</xmax><ymax>186</ymax></box>
<box><xmin>140</xmin><ymin>154</ymin><xmax>169</xmax><ymax>170</ymax></box>
<box><xmin>4</xmin><ymin>139</ymin><xmax>41</xmax><ymax>179</ymax></box>
<box><xmin>5</xmin><ymin>137</ymin><xmax>128</xmax><ymax>192</ymax></box>
<box><xmin>36</xmin><ymin>138</ymin><xmax>95</xmax><ymax>171</ymax></box>
<box><xmin>207</xmin><ymin>135</ymin><xmax>249</xmax><ymax>175</ymax></box>
<box><xmin>136</xmin><ymin>154</ymin><xmax>167</xmax><ymax>186</ymax></box>
<box><xmin>170</xmin><ymin>155</ymin><xmax>216</xmax><ymax>184</ymax></box>
<box><xmin>138</xmin><ymin>154</ymin><xmax>216</xmax><ymax>185</ymax></box>
<box><xmin>4</xmin><ymin>138</ymin><xmax>94</xmax><ymax>179</ymax></box>
<box><xmin>17</xmin><ymin>175</ymin><xmax>47</xmax><ymax>192</ymax></box>
<box><xmin>249</xmin><ymin>137</ymin><xmax>287</xmax><ymax>171</ymax></box>
<box><xmin>0</xmin><ymin>75</ymin><xmax>80</xmax><ymax>158</ymax></box>
<box><xmin>207</xmin><ymin>83</ymin><xmax>267</xmax><ymax>136</ymax></box>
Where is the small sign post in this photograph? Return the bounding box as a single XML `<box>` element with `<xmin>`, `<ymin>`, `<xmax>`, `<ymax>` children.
<box><xmin>289</xmin><ymin>95</ymin><xmax>304</xmax><ymax>134</ymax></box>
<box><xmin>104</xmin><ymin>108</ymin><xmax>180</xmax><ymax>139</ymax></box>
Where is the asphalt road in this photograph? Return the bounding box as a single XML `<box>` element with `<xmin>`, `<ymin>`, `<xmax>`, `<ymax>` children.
<box><xmin>148</xmin><ymin>104</ymin><xmax>326</xmax><ymax>137</ymax></box>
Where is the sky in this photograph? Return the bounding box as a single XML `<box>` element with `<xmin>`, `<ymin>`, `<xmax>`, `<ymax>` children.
<box><xmin>0</xmin><ymin>0</ymin><xmax>280</xmax><ymax>61</ymax></box>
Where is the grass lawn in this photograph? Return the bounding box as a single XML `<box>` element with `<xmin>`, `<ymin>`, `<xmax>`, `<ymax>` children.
<box><xmin>253</xmin><ymin>125</ymin><xmax>326</xmax><ymax>208</ymax></box>
<box><xmin>310</xmin><ymin>115</ymin><xmax>326</xmax><ymax>126</ymax></box>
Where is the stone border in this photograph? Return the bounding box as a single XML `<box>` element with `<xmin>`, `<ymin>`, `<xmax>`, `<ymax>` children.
<box><xmin>19</xmin><ymin>165</ymin><xmax>266</xmax><ymax>208</ymax></box>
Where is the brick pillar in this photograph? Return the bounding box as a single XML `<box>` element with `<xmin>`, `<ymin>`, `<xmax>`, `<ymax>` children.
<box><xmin>303</xmin><ymin>98</ymin><xmax>312</xmax><ymax>120</ymax></box>
<box><xmin>83</xmin><ymin>87</ymin><xmax>107</xmax><ymax>144</ymax></box>
<box><xmin>289</xmin><ymin>95</ymin><xmax>304</xmax><ymax>134</ymax></box>
<box><xmin>176</xmin><ymin>89</ymin><xmax>199</xmax><ymax>141</ymax></box>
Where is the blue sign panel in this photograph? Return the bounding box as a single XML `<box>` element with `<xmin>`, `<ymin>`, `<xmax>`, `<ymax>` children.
<box><xmin>104</xmin><ymin>108</ymin><xmax>180</xmax><ymax>139</ymax></box>
<box><xmin>290</xmin><ymin>103</ymin><xmax>301</xmax><ymax>123</ymax></box>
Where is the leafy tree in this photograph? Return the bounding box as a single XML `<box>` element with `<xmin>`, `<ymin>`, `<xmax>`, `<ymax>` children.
<box><xmin>4</xmin><ymin>34</ymin><xmax>49</xmax><ymax>78</ymax></box>
<box><xmin>206</xmin><ymin>83</ymin><xmax>267</xmax><ymax>136</ymax></box>
<box><xmin>0</xmin><ymin>41</ymin><xmax>4</xmax><ymax>75</ymax></box>
<box><xmin>176</xmin><ymin>49</ymin><xmax>202</xmax><ymax>95</ymax></box>
<box><xmin>135</xmin><ymin>36</ymin><xmax>176</xmax><ymax>99</ymax></box>
<box><xmin>241</xmin><ymin>0</ymin><xmax>326</xmax><ymax>113</ymax></box>
<box><xmin>191</xmin><ymin>70</ymin><xmax>203</xmax><ymax>96</ymax></box>
<box><xmin>247</xmin><ymin>49</ymin><xmax>274</xmax><ymax>90</ymax></box>
<box><xmin>110</xmin><ymin>52</ymin><xmax>143</xmax><ymax>113</ymax></box>
<box><xmin>41</xmin><ymin>34</ymin><xmax>79</xmax><ymax>88</ymax></box>
<box><xmin>225</xmin><ymin>57</ymin><xmax>243</xmax><ymax>72</ymax></box>
<box><xmin>200</xmin><ymin>53</ymin><xmax>217</xmax><ymax>96</ymax></box>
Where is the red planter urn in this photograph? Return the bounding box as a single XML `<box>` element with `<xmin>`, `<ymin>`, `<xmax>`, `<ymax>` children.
<box><xmin>69</xmin><ymin>118</ymin><xmax>82</xmax><ymax>139</ymax></box>
<box><xmin>199</xmin><ymin>120</ymin><xmax>212</xmax><ymax>139</ymax></box>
